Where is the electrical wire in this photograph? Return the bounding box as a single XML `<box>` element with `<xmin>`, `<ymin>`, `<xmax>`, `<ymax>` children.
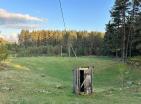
<box><xmin>58</xmin><ymin>0</ymin><xmax>67</xmax><ymax>31</ymax></box>
<box><xmin>58</xmin><ymin>0</ymin><xmax>77</xmax><ymax>58</ymax></box>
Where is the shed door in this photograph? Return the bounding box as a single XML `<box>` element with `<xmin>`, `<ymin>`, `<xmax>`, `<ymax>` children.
<box><xmin>84</xmin><ymin>69</ymin><xmax>93</xmax><ymax>93</ymax></box>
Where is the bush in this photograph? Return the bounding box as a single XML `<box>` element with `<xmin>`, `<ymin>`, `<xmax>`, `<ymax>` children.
<box><xmin>0</xmin><ymin>45</ymin><xmax>8</xmax><ymax>62</ymax></box>
<box><xmin>16</xmin><ymin>45</ymin><xmax>61</xmax><ymax>57</ymax></box>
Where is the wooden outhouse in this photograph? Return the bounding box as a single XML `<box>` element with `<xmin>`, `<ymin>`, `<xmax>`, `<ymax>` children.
<box><xmin>73</xmin><ymin>66</ymin><xmax>93</xmax><ymax>95</ymax></box>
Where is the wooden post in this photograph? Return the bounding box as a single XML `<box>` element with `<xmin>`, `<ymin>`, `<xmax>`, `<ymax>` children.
<box><xmin>61</xmin><ymin>45</ymin><xmax>62</xmax><ymax>57</ymax></box>
<box><xmin>68</xmin><ymin>43</ymin><xmax>71</xmax><ymax>57</ymax></box>
<box><xmin>71</xmin><ymin>45</ymin><xmax>77</xmax><ymax>58</ymax></box>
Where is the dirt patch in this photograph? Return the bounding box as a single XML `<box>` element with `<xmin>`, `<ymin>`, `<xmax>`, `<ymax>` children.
<box><xmin>0</xmin><ymin>63</ymin><xmax>10</xmax><ymax>71</ymax></box>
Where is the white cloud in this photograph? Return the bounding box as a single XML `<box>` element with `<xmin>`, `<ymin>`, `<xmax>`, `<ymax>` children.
<box><xmin>0</xmin><ymin>8</ymin><xmax>45</xmax><ymax>29</ymax></box>
<box><xmin>0</xmin><ymin>33</ymin><xmax>18</xmax><ymax>43</ymax></box>
<box><xmin>1</xmin><ymin>24</ymin><xmax>41</xmax><ymax>29</ymax></box>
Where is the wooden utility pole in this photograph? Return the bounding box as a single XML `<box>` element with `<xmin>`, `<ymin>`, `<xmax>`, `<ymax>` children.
<box><xmin>71</xmin><ymin>45</ymin><xmax>77</xmax><ymax>58</ymax></box>
<box><xmin>61</xmin><ymin>45</ymin><xmax>63</xmax><ymax>56</ymax></box>
<box><xmin>68</xmin><ymin>42</ymin><xmax>71</xmax><ymax>57</ymax></box>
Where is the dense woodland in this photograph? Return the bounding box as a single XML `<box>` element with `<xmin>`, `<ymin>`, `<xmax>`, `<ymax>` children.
<box><xmin>16</xmin><ymin>30</ymin><xmax>104</xmax><ymax>56</ymax></box>
<box><xmin>103</xmin><ymin>0</ymin><xmax>141</xmax><ymax>62</ymax></box>
<box><xmin>0</xmin><ymin>0</ymin><xmax>141</xmax><ymax>62</ymax></box>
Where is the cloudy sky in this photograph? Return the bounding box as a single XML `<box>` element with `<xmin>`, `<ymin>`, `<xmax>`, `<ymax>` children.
<box><xmin>0</xmin><ymin>0</ymin><xmax>114</xmax><ymax>42</ymax></box>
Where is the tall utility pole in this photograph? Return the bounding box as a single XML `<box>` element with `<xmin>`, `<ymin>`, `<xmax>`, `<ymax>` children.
<box><xmin>59</xmin><ymin>0</ymin><xmax>77</xmax><ymax>58</ymax></box>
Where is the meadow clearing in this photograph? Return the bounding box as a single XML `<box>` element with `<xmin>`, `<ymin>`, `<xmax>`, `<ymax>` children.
<box><xmin>0</xmin><ymin>56</ymin><xmax>141</xmax><ymax>104</ymax></box>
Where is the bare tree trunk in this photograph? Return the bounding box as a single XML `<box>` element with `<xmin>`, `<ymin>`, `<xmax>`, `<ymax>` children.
<box><xmin>114</xmin><ymin>30</ymin><xmax>118</xmax><ymax>58</ymax></box>
<box><xmin>128</xmin><ymin>23</ymin><xmax>134</xmax><ymax>58</ymax></box>
<box><xmin>129</xmin><ymin>1</ymin><xmax>136</xmax><ymax>57</ymax></box>
<box><xmin>129</xmin><ymin>36</ymin><xmax>133</xmax><ymax>57</ymax></box>
<box><xmin>122</xmin><ymin>9</ymin><xmax>126</xmax><ymax>63</ymax></box>
<box><xmin>116</xmin><ymin>26</ymin><xmax>120</xmax><ymax>58</ymax></box>
<box><xmin>126</xmin><ymin>26</ymin><xmax>130</xmax><ymax>60</ymax></box>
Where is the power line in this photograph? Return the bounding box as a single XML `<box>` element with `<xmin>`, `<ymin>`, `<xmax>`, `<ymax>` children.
<box><xmin>58</xmin><ymin>0</ymin><xmax>67</xmax><ymax>30</ymax></box>
<box><xmin>58</xmin><ymin>0</ymin><xmax>77</xmax><ymax>58</ymax></box>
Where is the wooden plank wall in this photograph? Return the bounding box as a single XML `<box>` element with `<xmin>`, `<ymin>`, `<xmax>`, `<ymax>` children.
<box><xmin>73</xmin><ymin>67</ymin><xmax>94</xmax><ymax>95</ymax></box>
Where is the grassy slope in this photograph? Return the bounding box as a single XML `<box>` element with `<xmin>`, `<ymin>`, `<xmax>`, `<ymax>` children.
<box><xmin>0</xmin><ymin>56</ymin><xmax>141</xmax><ymax>104</ymax></box>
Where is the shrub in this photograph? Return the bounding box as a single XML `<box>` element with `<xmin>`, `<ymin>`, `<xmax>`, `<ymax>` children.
<box><xmin>0</xmin><ymin>45</ymin><xmax>8</xmax><ymax>62</ymax></box>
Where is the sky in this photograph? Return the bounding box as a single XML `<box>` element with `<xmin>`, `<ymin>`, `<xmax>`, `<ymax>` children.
<box><xmin>0</xmin><ymin>0</ymin><xmax>115</xmax><ymax>42</ymax></box>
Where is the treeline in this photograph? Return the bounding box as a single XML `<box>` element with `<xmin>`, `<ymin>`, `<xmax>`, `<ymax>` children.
<box><xmin>103</xmin><ymin>0</ymin><xmax>141</xmax><ymax>62</ymax></box>
<box><xmin>16</xmin><ymin>30</ymin><xmax>104</xmax><ymax>56</ymax></box>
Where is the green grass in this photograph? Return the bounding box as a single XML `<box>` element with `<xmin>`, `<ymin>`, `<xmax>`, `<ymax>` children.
<box><xmin>0</xmin><ymin>56</ymin><xmax>141</xmax><ymax>104</ymax></box>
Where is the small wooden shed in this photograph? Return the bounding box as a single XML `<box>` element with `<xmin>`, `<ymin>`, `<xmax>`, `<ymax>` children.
<box><xmin>73</xmin><ymin>66</ymin><xmax>93</xmax><ymax>95</ymax></box>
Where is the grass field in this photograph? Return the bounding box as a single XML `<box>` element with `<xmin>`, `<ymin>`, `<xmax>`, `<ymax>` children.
<box><xmin>0</xmin><ymin>56</ymin><xmax>141</xmax><ymax>104</ymax></box>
